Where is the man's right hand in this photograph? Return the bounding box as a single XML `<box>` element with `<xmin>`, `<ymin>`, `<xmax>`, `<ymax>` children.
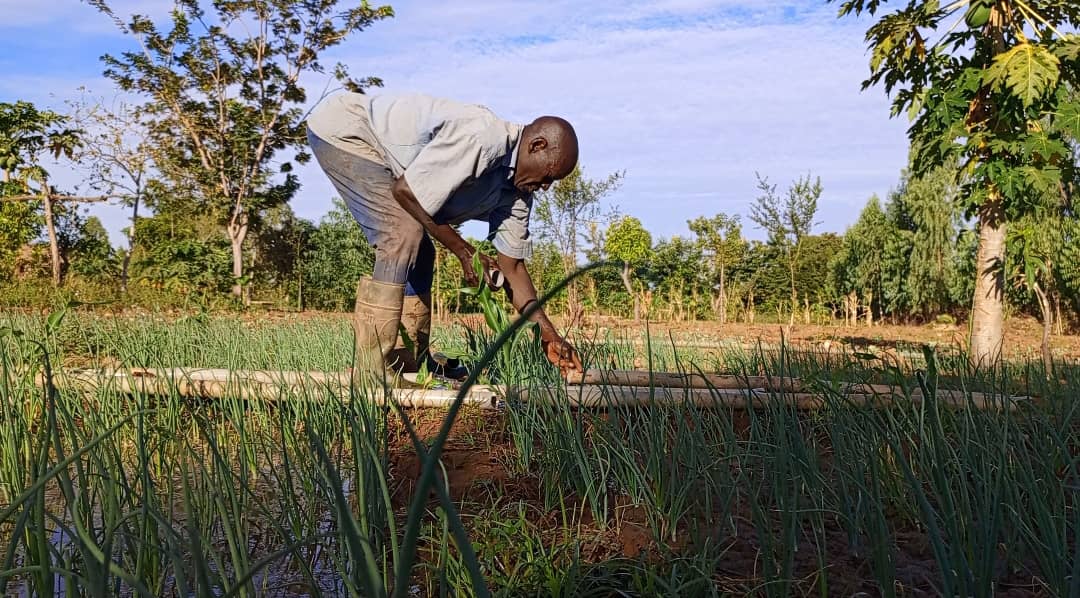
<box><xmin>456</xmin><ymin>245</ymin><xmax>500</xmax><ymax>289</ymax></box>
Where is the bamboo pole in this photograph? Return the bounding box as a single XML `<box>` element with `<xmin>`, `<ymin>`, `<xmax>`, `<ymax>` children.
<box><xmin>566</xmin><ymin>368</ymin><xmax>805</xmax><ymax>392</ymax></box>
<box><xmin>37</xmin><ymin>367</ymin><xmax>501</xmax><ymax>410</ymax></box>
<box><xmin>32</xmin><ymin>367</ymin><xmax>1032</xmax><ymax>412</ymax></box>
<box><xmin>531</xmin><ymin>385</ymin><xmax>1028</xmax><ymax>411</ymax></box>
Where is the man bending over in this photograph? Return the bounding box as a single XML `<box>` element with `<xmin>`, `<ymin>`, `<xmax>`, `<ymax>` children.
<box><xmin>306</xmin><ymin>91</ymin><xmax>583</xmax><ymax>385</ymax></box>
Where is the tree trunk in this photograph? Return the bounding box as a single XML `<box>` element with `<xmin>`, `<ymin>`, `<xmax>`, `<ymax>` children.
<box><xmin>228</xmin><ymin>216</ymin><xmax>248</xmax><ymax>302</ymax></box>
<box><xmin>1053</xmin><ymin>293</ymin><xmax>1063</xmax><ymax>335</ymax></box>
<box><xmin>43</xmin><ymin>187</ymin><xmax>62</xmax><ymax>287</ymax></box>
<box><xmin>789</xmin><ymin>263</ymin><xmax>797</xmax><ymax>326</ymax></box>
<box><xmin>970</xmin><ymin>200</ymin><xmax>1006</xmax><ymax>368</ymax></box>
<box><xmin>121</xmin><ymin>193</ymin><xmax>139</xmax><ymax>293</ymax></box>
<box><xmin>865</xmin><ymin>290</ymin><xmax>873</xmax><ymax>328</ymax></box>
<box><xmin>620</xmin><ymin>262</ymin><xmax>637</xmax><ymax>321</ymax></box>
<box><xmin>718</xmin><ymin>265</ymin><xmax>727</xmax><ymax>324</ymax></box>
<box><xmin>1034</xmin><ymin>282</ymin><xmax>1053</xmax><ymax>378</ymax></box>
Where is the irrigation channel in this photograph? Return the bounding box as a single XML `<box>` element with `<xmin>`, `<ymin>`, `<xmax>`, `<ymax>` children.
<box><xmin>0</xmin><ymin>311</ymin><xmax>1077</xmax><ymax>596</ymax></box>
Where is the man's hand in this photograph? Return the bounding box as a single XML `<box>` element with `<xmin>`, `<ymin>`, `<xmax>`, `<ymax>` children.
<box><xmin>541</xmin><ymin>329</ymin><xmax>583</xmax><ymax>376</ymax></box>
<box><xmin>456</xmin><ymin>245</ymin><xmax>500</xmax><ymax>289</ymax></box>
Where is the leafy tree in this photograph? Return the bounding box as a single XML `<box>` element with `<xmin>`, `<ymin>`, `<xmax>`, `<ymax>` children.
<box><xmin>130</xmin><ymin>209</ymin><xmax>233</xmax><ymax>297</ymax></box>
<box><xmin>643</xmin><ymin>236</ymin><xmax>706</xmax><ymax>321</ymax></box>
<box><xmin>749</xmin><ymin>172</ymin><xmax>822</xmax><ymax>324</ymax></box>
<box><xmin>688</xmin><ymin>213</ymin><xmax>745</xmax><ymax>322</ymax></box>
<box><xmin>249</xmin><ymin>204</ymin><xmax>313</xmax><ymax>308</ymax></box>
<box><xmin>830</xmin><ymin>196</ymin><xmax>890</xmax><ymax>325</ymax></box>
<box><xmin>88</xmin><ymin>0</ymin><xmax>393</xmax><ymax>301</ymax></box>
<box><xmin>794</xmin><ymin>233</ymin><xmax>843</xmax><ymax>323</ymax></box>
<box><xmin>901</xmin><ymin>165</ymin><xmax>961</xmax><ymax>319</ymax></box>
<box><xmin>525</xmin><ymin>240</ymin><xmax>570</xmax><ymax>315</ymax></box>
<box><xmin>67</xmin><ymin>92</ymin><xmax>156</xmax><ymax>291</ymax></box>
<box><xmin>729</xmin><ymin>240</ymin><xmax>787</xmax><ymax>322</ymax></box>
<box><xmin>1059</xmin><ymin>217</ymin><xmax>1080</xmax><ymax>322</ymax></box>
<box><xmin>834</xmin><ymin>0</ymin><xmax>1080</xmax><ymax>366</ymax></box>
<box><xmin>69</xmin><ymin>216</ymin><xmax>117</xmax><ymax>280</ymax></box>
<box><xmin>0</xmin><ymin>184</ymin><xmax>39</xmax><ymax>281</ymax></box>
<box><xmin>534</xmin><ymin>165</ymin><xmax>622</xmax><ymax>315</ymax></box>
<box><xmin>604</xmin><ymin>216</ymin><xmax>652</xmax><ymax>320</ymax></box>
<box><xmin>1008</xmin><ymin>211</ymin><xmax>1061</xmax><ymax>373</ymax></box>
<box><xmin>302</xmin><ymin>198</ymin><xmax>375</xmax><ymax>311</ymax></box>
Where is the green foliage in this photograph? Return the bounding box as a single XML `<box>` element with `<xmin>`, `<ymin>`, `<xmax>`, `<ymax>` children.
<box><xmin>88</xmin><ymin>0</ymin><xmax>393</xmax><ymax>293</ymax></box>
<box><xmin>0</xmin><ymin>101</ymin><xmax>84</xmax><ymax>278</ymax></box>
<box><xmin>0</xmin><ymin>101</ymin><xmax>80</xmax><ymax>182</ymax></box>
<box><xmin>128</xmin><ymin>211</ymin><xmax>233</xmax><ymax>296</ymax></box>
<box><xmin>831</xmin><ymin>196</ymin><xmax>889</xmax><ymax>306</ymax></box>
<box><xmin>688</xmin><ymin>212</ymin><xmax>745</xmax><ymax>319</ymax></box>
<box><xmin>749</xmin><ymin>172</ymin><xmax>822</xmax><ymax>318</ymax></box>
<box><xmin>903</xmin><ymin>166</ymin><xmax>960</xmax><ymax>317</ymax></box>
<box><xmin>834</xmin><ymin>0</ymin><xmax>1080</xmax><ymax>356</ymax></box>
<box><xmin>535</xmin><ymin>165</ymin><xmax>622</xmax><ymax>313</ymax></box>
<box><xmin>642</xmin><ymin>235</ymin><xmax>707</xmax><ymax>317</ymax></box>
<box><xmin>301</xmin><ymin>198</ymin><xmax>374</xmax><ymax>311</ymax></box>
<box><xmin>67</xmin><ymin>216</ymin><xmax>116</xmax><ymax>280</ymax></box>
<box><xmin>604</xmin><ymin>216</ymin><xmax>651</xmax><ymax>265</ymax></box>
<box><xmin>0</xmin><ymin>188</ymin><xmax>39</xmax><ymax>280</ymax></box>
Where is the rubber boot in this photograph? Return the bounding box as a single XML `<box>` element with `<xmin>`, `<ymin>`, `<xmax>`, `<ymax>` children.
<box><xmin>352</xmin><ymin>277</ymin><xmax>405</xmax><ymax>389</ymax></box>
<box><xmin>387</xmin><ymin>293</ymin><xmax>432</xmax><ymax>373</ymax></box>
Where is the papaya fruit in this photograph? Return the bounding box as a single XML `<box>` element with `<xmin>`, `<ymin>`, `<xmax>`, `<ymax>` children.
<box><xmin>965</xmin><ymin>0</ymin><xmax>992</xmax><ymax>29</ymax></box>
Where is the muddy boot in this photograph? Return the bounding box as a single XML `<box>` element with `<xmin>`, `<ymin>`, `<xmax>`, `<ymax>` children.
<box><xmin>352</xmin><ymin>277</ymin><xmax>406</xmax><ymax>390</ymax></box>
<box><xmin>387</xmin><ymin>293</ymin><xmax>432</xmax><ymax>373</ymax></box>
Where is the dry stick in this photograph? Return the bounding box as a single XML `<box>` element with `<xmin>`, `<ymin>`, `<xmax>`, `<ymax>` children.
<box><xmin>0</xmin><ymin>194</ymin><xmax>121</xmax><ymax>203</ymax></box>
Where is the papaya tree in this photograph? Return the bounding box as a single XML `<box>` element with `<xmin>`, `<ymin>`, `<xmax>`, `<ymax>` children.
<box><xmin>833</xmin><ymin>0</ymin><xmax>1080</xmax><ymax>366</ymax></box>
<box><xmin>0</xmin><ymin>101</ymin><xmax>84</xmax><ymax>286</ymax></box>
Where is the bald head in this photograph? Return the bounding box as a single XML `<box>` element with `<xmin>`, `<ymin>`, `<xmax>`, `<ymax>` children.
<box><xmin>513</xmin><ymin>115</ymin><xmax>579</xmax><ymax>194</ymax></box>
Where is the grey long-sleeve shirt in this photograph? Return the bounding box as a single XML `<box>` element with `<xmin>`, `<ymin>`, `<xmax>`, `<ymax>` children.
<box><xmin>306</xmin><ymin>92</ymin><xmax>535</xmax><ymax>259</ymax></box>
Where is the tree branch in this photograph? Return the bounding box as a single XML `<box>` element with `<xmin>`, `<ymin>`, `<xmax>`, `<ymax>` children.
<box><xmin>0</xmin><ymin>194</ymin><xmax>122</xmax><ymax>203</ymax></box>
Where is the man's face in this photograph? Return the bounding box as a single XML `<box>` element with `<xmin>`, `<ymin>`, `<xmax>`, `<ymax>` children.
<box><xmin>513</xmin><ymin>138</ymin><xmax>570</xmax><ymax>194</ymax></box>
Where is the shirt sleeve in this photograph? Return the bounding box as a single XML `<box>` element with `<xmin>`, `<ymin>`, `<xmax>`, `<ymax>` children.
<box><xmin>488</xmin><ymin>192</ymin><xmax>534</xmax><ymax>260</ymax></box>
<box><xmin>402</xmin><ymin>119</ymin><xmax>500</xmax><ymax>216</ymax></box>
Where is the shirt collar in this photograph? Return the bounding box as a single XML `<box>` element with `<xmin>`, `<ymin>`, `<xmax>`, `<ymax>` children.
<box><xmin>506</xmin><ymin>123</ymin><xmax>524</xmax><ymax>181</ymax></box>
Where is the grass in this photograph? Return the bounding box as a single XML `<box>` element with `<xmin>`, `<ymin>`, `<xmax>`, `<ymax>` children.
<box><xmin>0</xmin><ymin>304</ymin><xmax>1077</xmax><ymax>596</ymax></box>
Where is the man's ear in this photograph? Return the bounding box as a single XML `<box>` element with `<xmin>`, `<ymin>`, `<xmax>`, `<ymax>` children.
<box><xmin>529</xmin><ymin>137</ymin><xmax>548</xmax><ymax>153</ymax></box>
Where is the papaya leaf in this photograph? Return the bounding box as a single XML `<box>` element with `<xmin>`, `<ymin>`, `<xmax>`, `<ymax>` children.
<box><xmin>985</xmin><ymin>43</ymin><xmax>1060</xmax><ymax>108</ymax></box>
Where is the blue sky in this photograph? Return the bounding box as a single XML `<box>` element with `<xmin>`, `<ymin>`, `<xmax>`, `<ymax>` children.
<box><xmin>0</xmin><ymin>0</ymin><xmax>912</xmax><ymax>247</ymax></box>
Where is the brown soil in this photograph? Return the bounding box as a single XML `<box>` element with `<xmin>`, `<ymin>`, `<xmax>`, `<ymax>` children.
<box><xmin>382</xmin><ymin>408</ymin><xmax>1051</xmax><ymax>597</ymax></box>
<box><xmin>563</xmin><ymin>314</ymin><xmax>1080</xmax><ymax>361</ymax></box>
